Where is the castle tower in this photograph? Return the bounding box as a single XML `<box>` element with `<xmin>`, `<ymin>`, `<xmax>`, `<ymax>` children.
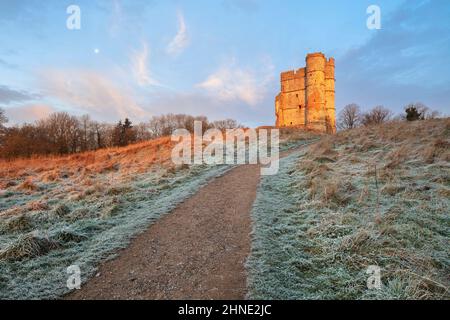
<box><xmin>305</xmin><ymin>53</ymin><xmax>326</xmax><ymax>131</ymax></box>
<box><xmin>277</xmin><ymin>68</ymin><xmax>306</xmax><ymax>126</ymax></box>
<box><xmin>325</xmin><ymin>58</ymin><xmax>336</xmax><ymax>133</ymax></box>
<box><xmin>275</xmin><ymin>52</ymin><xmax>336</xmax><ymax>133</ymax></box>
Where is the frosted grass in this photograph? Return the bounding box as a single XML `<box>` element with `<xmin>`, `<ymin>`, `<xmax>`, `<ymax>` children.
<box><xmin>0</xmin><ymin>135</ymin><xmax>327</xmax><ymax>299</ymax></box>
<box><xmin>246</xmin><ymin>143</ymin><xmax>449</xmax><ymax>299</ymax></box>
<box><xmin>0</xmin><ymin>164</ymin><xmax>232</xmax><ymax>299</ymax></box>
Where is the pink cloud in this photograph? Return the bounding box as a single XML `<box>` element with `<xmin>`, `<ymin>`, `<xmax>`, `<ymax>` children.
<box><xmin>5</xmin><ymin>104</ymin><xmax>55</xmax><ymax>124</ymax></box>
<box><xmin>38</xmin><ymin>68</ymin><xmax>149</xmax><ymax>121</ymax></box>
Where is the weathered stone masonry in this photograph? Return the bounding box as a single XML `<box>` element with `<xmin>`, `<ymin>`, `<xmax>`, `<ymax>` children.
<box><xmin>275</xmin><ymin>52</ymin><xmax>336</xmax><ymax>133</ymax></box>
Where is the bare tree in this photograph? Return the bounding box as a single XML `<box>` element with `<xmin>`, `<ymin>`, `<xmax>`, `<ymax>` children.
<box><xmin>0</xmin><ymin>124</ymin><xmax>52</xmax><ymax>158</ymax></box>
<box><xmin>0</xmin><ymin>107</ymin><xmax>7</xmax><ymax>126</ymax></box>
<box><xmin>148</xmin><ymin>113</ymin><xmax>212</xmax><ymax>137</ymax></box>
<box><xmin>0</xmin><ymin>107</ymin><xmax>8</xmax><ymax>145</ymax></box>
<box><xmin>134</xmin><ymin>122</ymin><xmax>153</xmax><ymax>141</ymax></box>
<box><xmin>401</xmin><ymin>102</ymin><xmax>441</xmax><ymax>121</ymax></box>
<box><xmin>361</xmin><ymin>106</ymin><xmax>393</xmax><ymax>126</ymax></box>
<box><xmin>193</xmin><ymin>115</ymin><xmax>209</xmax><ymax>134</ymax></box>
<box><xmin>211</xmin><ymin>119</ymin><xmax>240</xmax><ymax>130</ymax></box>
<box><xmin>148</xmin><ymin>115</ymin><xmax>164</xmax><ymax>138</ymax></box>
<box><xmin>97</xmin><ymin>123</ymin><xmax>115</xmax><ymax>148</ymax></box>
<box><xmin>408</xmin><ymin>102</ymin><xmax>441</xmax><ymax>119</ymax></box>
<box><xmin>0</xmin><ymin>111</ymin><xmax>241</xmax><ymax>159</ymax></box>
<box><xmin>40</xmin><ymin>112</ymin><xmax>81</xmax><ymax>154</ymax></box>
<box><xmin>79</xmin><ymin>114</ymin><xmax>92</xmax><ymax>151</ymax></box>
<box><xmin>337</xmin><ymin>104</ymin><xmax>361</xmax><ymax>129</ymax></box>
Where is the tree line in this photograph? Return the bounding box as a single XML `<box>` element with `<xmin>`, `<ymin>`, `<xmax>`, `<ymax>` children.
<box><xmin>337</xmin><ymin>103</ymin><xmax>442</xmax><ymax>130</ymax></box>
<box><xmin>0</xmin><ymin>103</ymin><xmax>444</xmax><ymax>159</ymax></box>
<box><xmin>0</xmin><ymin>109</ymin><xmax>241</xmax><ymax>159</ymax></box>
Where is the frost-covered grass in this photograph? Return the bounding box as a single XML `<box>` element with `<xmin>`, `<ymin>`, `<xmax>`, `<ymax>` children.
<box><xmin>0</xmin><ymin>162</ymin><xmax>232</xmax><ymax>299</ymax></box>
<box><xmin>247</xmin><ymin>119</ymin><xmax>450</xmax><ymax>300</ymax></box>
<box><xmin>0</xmin><ymin>130</ymin><xmax>313</xmax><ymax>299</ymax></box>
<box><xmin>278</xmin><ymin>128</ymin><xmax>323</xmax><ymax>152</ymax></box>
<box><xmin>0</xmin><ymin>136</ymin><xmax>237</xmax><ymax>299</ymax></box>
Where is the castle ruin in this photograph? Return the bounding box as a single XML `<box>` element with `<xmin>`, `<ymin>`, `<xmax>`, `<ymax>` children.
<box><xmin>275</xmin><ymin>52</ymin><xmax>336</xmax><ymax>133</ymax></box>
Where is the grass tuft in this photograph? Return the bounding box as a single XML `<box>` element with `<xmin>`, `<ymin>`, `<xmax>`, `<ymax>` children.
<box><xmin>1</xmin><ymin>215</ymin><xmax>33</xmax><ymax>233</ymax></box>
<box><xmin>0</xmin><ymin>233</ymin><xmax>60</xmax><ymax>261</ymax></box>
<box><xmin>17</xmin><ymin>179</ymin><xmax>39</xmax><ymax>192</ymax></box>
<box><xmin>52</xmin><ymin>204</ymin><xmax>71</xmax><ymax>217</ymax></box>
<box><xmin>53</xmin><ymin>230</ymin><xmax>87</xmax><ymax>243</ymax></box>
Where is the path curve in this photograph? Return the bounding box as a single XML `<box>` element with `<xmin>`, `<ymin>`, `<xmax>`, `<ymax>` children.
<box><xmin>67</xmin><ymin>164</ymin><xmax>260</xmax><ymax>300</ymax></box>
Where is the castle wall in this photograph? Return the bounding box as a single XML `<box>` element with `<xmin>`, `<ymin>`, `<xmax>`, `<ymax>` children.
<box><xmin>325</xmin><ymin>58</ymin><xmax>336</xmax><ymax>133</ymax></box>
<box><xmin>279</xmin><ymin>68</ymin><xmax>306</xmax><ymax>126</ymax></box>
<box><xmin>275</xmin><ymin>52</ymin><xmax>335</xmax><ymax>133</ymax></box>
<box><xmin>275</xmin><ymin>94</ymin><xmax>281</xmax><ymax>127</ymax></box>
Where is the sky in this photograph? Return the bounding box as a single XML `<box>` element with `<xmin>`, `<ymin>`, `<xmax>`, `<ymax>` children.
<box><xmin>0</xmin><ymin>0</ymin><xmax>449</xmax><ymax>127</ymax></box>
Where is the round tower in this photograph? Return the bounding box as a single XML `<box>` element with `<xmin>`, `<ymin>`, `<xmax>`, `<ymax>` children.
<box><xmin>325</xmin><ymin>58</ymin><xmax>336</xmax><ymax>133</ymax></box>
<box><xmin>305</xmin><ymin>53</ymin><xmax>326</xmax><ymax>131</ymax></box>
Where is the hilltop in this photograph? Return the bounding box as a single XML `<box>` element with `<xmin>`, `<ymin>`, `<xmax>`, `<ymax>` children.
<box><xmin>247</xmin><ymin>118</ymin><xmax>449</xmax><ymax>299</ymax></box>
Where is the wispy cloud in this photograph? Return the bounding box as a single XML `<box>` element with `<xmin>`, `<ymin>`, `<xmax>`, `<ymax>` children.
<box><xmin>107</xmin><ymin>0</ymin><xmax>123</xmax><ymax>37</ymax></box>
<box><xmin>0</xmin><ymin>85</ymin><xmax>39</xmax><ymax>105</ymax></box>
<box><xmin>131</xmin><ymin>42</ymin><xmax>159</xmax><ymax>87</ymax></box>
<box><xmin>166</xmin><ymin>10</ymin><xmax>189</xmax><ymax>57</ymax></box>
<box><xmin>197</xmin><ymin>57</ymin><xmax>274</xmax><ymax>106</ymax></box>
<box><xmin>39</xmin><ymin>69</ymin><xmax>148</xmax><ymax>121</ymax></box>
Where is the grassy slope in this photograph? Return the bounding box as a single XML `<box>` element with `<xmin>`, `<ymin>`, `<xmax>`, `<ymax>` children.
<box><xmin>0</xmin><ymin>137</ymin><xmax>235</xmax><ymax>299</ymax></box>
<box><xmin>247</xmin><ymin>119</ymin><xmax>449</xmax><ymax>299</ymax></box>
<box><xmin>0</xmin><ymin>130</ymin><xmax>314</xmax><ymax>299</ymax></box>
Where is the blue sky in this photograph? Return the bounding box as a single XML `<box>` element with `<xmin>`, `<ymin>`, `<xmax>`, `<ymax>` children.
<box><xmin>0</xmin><ymin>0</ymin><xmax>449</xmax><ymax>127</ymax></box>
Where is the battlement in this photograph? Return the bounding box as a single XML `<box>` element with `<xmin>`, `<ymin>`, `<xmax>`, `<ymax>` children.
<box><xmin>325</xmin><ymin>58</ymin><xmax>335</xmax><ymax>79</ymax></box>
<box><xmin>275</xmin><ymin>53</ymin><xmax>336</xmax><ymax>133</ymax></box>
<box><xmin>280</xmin><ymin>68</ymin><xmax>305</xmax><ymax>81</ymax></box>
<box><xmin>306</xmin><ymin>52</ymin><xmax>326</xmax><ymax>60</ymax></box>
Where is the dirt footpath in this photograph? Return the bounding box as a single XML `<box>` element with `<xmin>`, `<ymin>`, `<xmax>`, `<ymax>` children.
<box><xmin>66</xmin><ymin>164</ymin><xmax>260</xmax><ymax>300</ymax></box>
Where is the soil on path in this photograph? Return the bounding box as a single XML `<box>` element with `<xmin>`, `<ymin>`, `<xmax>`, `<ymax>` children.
<box><xmin>66</xmin><ymin>164</ymin><xmax>261</xmax><ymax>300</ymax></box>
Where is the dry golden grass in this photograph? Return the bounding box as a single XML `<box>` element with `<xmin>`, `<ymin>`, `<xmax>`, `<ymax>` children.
<box><xmin>277</xmin><ymin>127</ymin><xmax>324</xmax><ymax>146</ymax></box>
<box><xmin>16</xmin><ymin>178</ymin><xmax>39</xmax><ymax>191</ymax></box>
<box><xmin>1</xmin><ymin>128</ymin><xmax>311</xmax><ymax>189</ymax></box>
<box><xmin>0</xmin><ymin>136</ymin><xmax>176</xmax><ymax>189</ymax></box>
<box><xmin>27</xmin><ymin>200</ymin><xmax>50</xmax><ymax>211</ymax></box>
<box><xmin>422</xmin><ymin>138</ymin><xmax>450</xmax><ymax>164</ymax></box>
<box><xmin>314</xmin><ymin>118</ymin><xmax>447</xmax><ymax>201</ymax></box>
<box><xmin>0</xmin><ymin>129</ymin><xmax>315</xmax><ymax>224</ymax></box>
<box><xmin>0</xmin><ymin>233</ymin><xmax>60</xmax><ymax>261</ymax></box>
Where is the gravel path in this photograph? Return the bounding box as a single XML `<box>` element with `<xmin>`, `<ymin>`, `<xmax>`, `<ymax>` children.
<box><xmin>66</xmin><ymin>164</ymin><xmax>260</xmax><ymax>300</ymax></box>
